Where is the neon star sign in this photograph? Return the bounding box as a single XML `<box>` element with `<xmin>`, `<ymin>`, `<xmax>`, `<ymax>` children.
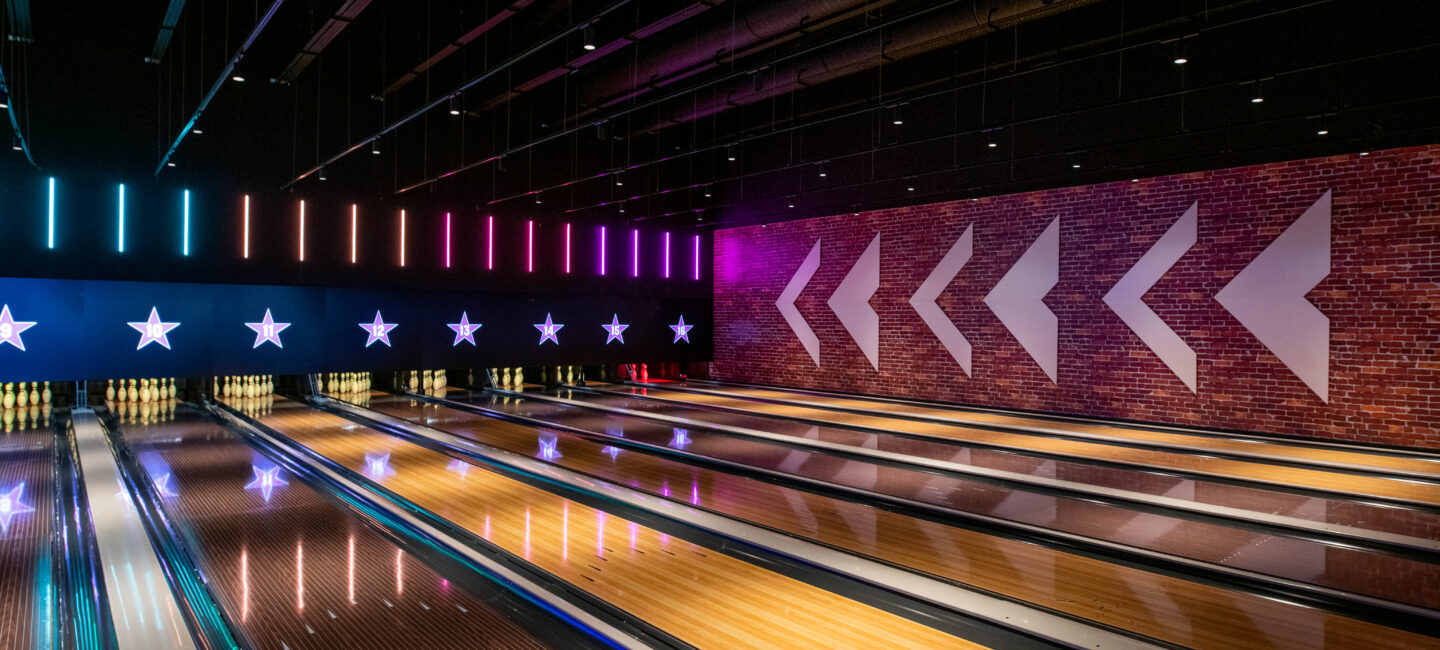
<box><xmin>670</xmin><ymin>428</ymin><xmax>691</xmax><ymax>450</ymax></box>
<box><xmin>360</xmin><ymin>311</ymin><xmax>398</xmax><ymax>348</ymax></box>
<box><xmin>601</xmin><ymin>314</ymin><xmax>629</xmax><ymax>344</ymax></box>
<box><xmin>669</xmin><ymin>316</ymin><xmax>694</xmax><ymax>343</ymax></box>
<box><xmin>244</xmin><ymin>466</ymin><xmax>288</xmax><ymax>503</ymax></box>
<box><xmin>245</xmin><ymin>309</ymin><xmax>291</xmax><ymax>349</ymax></box>
<box><xmin>364</xmin><ymin>452</ymin><xmax>395</xmax><ymax>479</ymax></box>
<box><xmin>534</xmin><ymin>313</ymin><xmax>563</xmax><ymax>345</ymax></box>
<box><xmin>538</xmin><ymin>437</ymin><xmax>561</xmax><ymax>460</ymax></box>
<box><xmin>0</xmin><ymin>305</ymin><xmax>36</xmax><ymax>352</ymax></box>
<box><xmin>129</xmin><ymin>307</ymin><xmax>181</xmax><ymax>350</ymax></box>
<box><xmin>448</xmin><ymin>312</ymin><xmax>481</xmax><ymax>347</ymax></box>
<box><xmin>153</xmin><ymin>473</ymin><xmax>179</xmax><ymax>498</ymax></box>
<box><xmin>0</xmin><ymin>483</ymin><xmax>34</xmax><ymax>534</ymax></box>
<box><xmin>446</xmin><ymin>459</ymin><xmax>470</xmax><ymax>479</ymax></box>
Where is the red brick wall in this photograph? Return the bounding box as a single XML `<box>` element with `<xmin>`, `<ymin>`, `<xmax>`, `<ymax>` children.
<box><xmin>713</xmin><ymin>145</ymin><xmax>1440</xmax><ymax>448</ymax></box>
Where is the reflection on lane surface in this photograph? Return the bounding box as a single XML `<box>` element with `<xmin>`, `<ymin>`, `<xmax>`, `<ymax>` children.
<box><xmin>118</xmin><ymin>405</ymin><xmax>588</xmax><ymax>650</ymax></box>
<box><xmin>384</xmin><ymin>391</ymin><xmax>1439</xmax><ymax>647</ymax></box>
<box><xmin>0</xmin><ymin>422</ymin><xmax>53</xmax><ymax>649</ymax></box>
<box><xmin>252</xmin><ymin>397</ymin><xmax>974</xmax><ymax>649</ymax></box>
<box><xmin>563</xmin><ymin>387</ymin><xmax>1440</xmax><ymax>541</ymax></box>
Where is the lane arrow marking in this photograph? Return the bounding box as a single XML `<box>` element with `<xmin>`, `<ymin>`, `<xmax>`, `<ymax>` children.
<box><xmin>1215</xmin><ymin>191</ymin><xmax>1331</xmax><ymax>402</ymax></box>
<box><xmin>984</xmin><ymin>217</ymin><xmax>1060</xmax><ymax>383</ymax></box>
<box><xmin>827</xmin><ymin>234</ymin><xmax>882</xmax><ymax>371</ymax></box>
<box><xmin>1103</xmin><ymin>202</ymin><xmax>1199</xmax><ymax>392</ymax></box>
<box><xmin>776</xmin><ymin>240</ymin><xmax>822</xmax><ymax>366</ymax></box>
<box><xmin>909</xmin><ymin>225</ymin><xmax>974</xmax><ymax>376</ymax></box>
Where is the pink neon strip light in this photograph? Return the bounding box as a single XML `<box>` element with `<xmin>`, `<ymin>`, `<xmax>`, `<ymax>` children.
<box><xmin>693</xmin><ymin>234</ymin><xmax>701</xmax><ymax>280</ymax></box>
<box><xmin>599</xmin><ymin>226</ymin><xmax>607</xmax><ymax>275</ymax></box>
<box><xmin>486</xmin><ymin>216</ymin><xmax>494</xmax><ymax>270</ymax></box>
<box><xmin>399</xmin><ymin>209</ymin><xmax>407</xmax><ymax>267</ymax></box>
<box><xmin>631</xmin><ymin>229</ymin><xmax>639</xmax><ymax>277</ymax></box>
<box><xmin>298</xmin><ymin>200</ymin><xmax>306</xmax><ymax>262</ymax></box>
<box><xmin>445</xmin><ymin>212</ymin><xmax>453</xmax><ymax>268</ymax></box>
<box><xmin>663</xmin><ymin>231</ymin><xmax>671</xmax><ymax>278</ymax></box>
<box><xmin>242</xmin><ymin>195</ymin><xmax>250</xmax><ymax>259</ymax></box>
<box><xmin>564</xmin><ymin>222</ymin><xmax>572</xmax><ymax>274</ymax></box>
<box><xmin>350</xmin><ymin>204</ymin><xmax>358</xmax><ymax>264</ymax></box>
<box><xmin>526</xmin><ymin>220</ymin><xmax>534</xmax><ymax>272</ymax></box>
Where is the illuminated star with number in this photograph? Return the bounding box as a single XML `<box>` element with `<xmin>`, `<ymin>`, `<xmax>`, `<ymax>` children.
<box><xmin>128</xmin><ymin>307</ymin><xmax>181</xmax><ymax>350</ymax></box>
<box><xmin>669</xmin><ymin>316</ymin><xmax>694</xmax><ymax>343</ymax></box>
<box><xmin>601</xmin><ymin>314</ymin><xmax>629</xmax><ymax>344</ymax></box>
<box><xmin>0</xmin><ymin>483</ymin><xmax>35</xmax><ymax>534</ymax></box>
<box><xmin>448</xmin><ymin>311</ymin><xmax>480</xmax><ymax>347</ymax></box>
<box><xmin>244</xmin><ymin>466</ymin><xmax>288</xmax><ymax>503</ymax></box>
<box><xmin>0</xmin><ymin>305</ymin><xmax>36</xmax><ymax>352</ymax></box>
<box><xmin>360</xmin><ymin>311</ymin><xmax>398</xmax><ymax>348</ymax></box>
<box><xmin>364</xmin><ymin>452</ymin><xmax>395</xmax><ymax>479</ymax></box>
<box><xmin>244</xmin><ymin>309</ymin><xmax>291</xmax><ymax>349</ymax></box>
<box><xmin>446</xmin><ymin>458</ymin><xmax>470</xmax><ymax>479</ymax></box>
<box><xmin>534</xmin><ymin>313</ymin><xmax>564</xmax><ymax>345</ymax></box>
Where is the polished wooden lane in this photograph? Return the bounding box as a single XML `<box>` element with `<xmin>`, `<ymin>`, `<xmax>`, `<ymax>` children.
<box><xmin>0</xmin><ymin>424</ymin><xmax>54</xmax><ymax>649</ymax></box>
<box><xmin>666</xmin><ymin>384</ymin><xmax>1440</xmax><ymax>478</ymax></box>
<box><xmin>438</xmin><ymin>389</ymin><xmax>1440</xmax><ymax>611</ymax></box>
<box><xmin>365</xmin><ymin>393</ymin><xmax>1440</xmax><ymax>649</ymax></box>
<box><xmin>119</xmin><ymin>407</ymin><xmax>570</xmax><ymax>650</ymax></box>
<box><xmin>248</xmin><ymin>398</ymin><xmax>976</xmax><ymax>649</ymax></box>
<box><xmin>615</xmin><ymin>387</ymin><xmax>1440</xmax><ymax>508</ymax></box>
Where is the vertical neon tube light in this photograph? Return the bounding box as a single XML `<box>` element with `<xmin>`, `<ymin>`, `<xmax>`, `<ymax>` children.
<box><xmin>350</xmin><ymin>204</ymin><xmax>358</xmax><ymax>263</ymax></box>
<box><xmin>564</xmin><ymin>223</ymin><xmax>571</xmax><ymax>274</ymax></box>
<box><xmin>526</xmin><ymin>220</ymin><xmax>534</xmax><ymax>272</ymax></box>
<box><xmin>46</xmin><ymin>177</ymin><xmax>55</xmax><ymax>249</ymax></box>
<box><xmin>182</xmin><ymin>190</ymin><xmax>190</xmax><ymax>256</ymax></box>
<box><xmin>297</xmin><ymin>200</ymin><xmax>306</xmax><ymax>261</ymax></box>
<box><xmin>399</xmin><ymin>209</ymin><xmax>406</xmax><ymax>267</ymax></box>
<box><xmin>693</xmin><ymin>234</ymin><xmax>701</xmax><ymax>280</ymax></box>
<box><xmin>486</xmin><ymin>216</ymin><xmax>494</xmax><ymax>270</ymax></box>
<box><xmin>242</xmin><ymin>195</ymin><xmax>250</xmax><ymax>259</ymax></box>
<box><xmin>117</xmin><ymin>184</ymin><xmax>125</xmax><ymax>253</ymax></box>
<box><xmin>663</xmin><ymin>231</ymin><xmax>671</xmax><ymax>278</ymax></box>
<box><xmin>631</xmin><ymin>229</ymin><xmax>639</xmax><ymax>277</ymax></box>
<box><xmin>444</xmin><ymin>212</ymin><xmax>453</xmax><ymax>268</ymax></box>
<box><xmin>599</xmin><ymin>226</ymin><xmax>607</xmax><ymax>275</ymax></box>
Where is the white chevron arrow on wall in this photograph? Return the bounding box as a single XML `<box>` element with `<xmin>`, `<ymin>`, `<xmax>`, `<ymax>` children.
<box><xmin>827</xmin><ymin>234</ymin><xmax>881</xmax><ymax>371</ymax></box>
<box><xmin>1103</xmin><ymin>202</ymin><xmax>1199</xmax><ymax>392</ymax></box>
<box><xmin>1215</xmin><ymin>191</ymin><xmax>1331</xmax><ymax>402</ymax></box>
<box><xmin>909</xmin><ymin>225</ymin><xmax>974</xmax><ymax>376</ymax></box>
<box><xmin>984</xmin><ymin>217</ymin><xmax>1060</xmax><ymax>383</ymax></box>
<box><xmin>775</xmin><ymin>240</ymin><xmax>822</xmax><ymax>366</ymax></box>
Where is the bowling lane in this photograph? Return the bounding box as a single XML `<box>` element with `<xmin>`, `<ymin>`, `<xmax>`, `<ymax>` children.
<box><xmin>0</xmin><ymin>421</ymin><xmax>55</xmax><ymax>649</ymax></box>
<box><xmin>670</xmin><ymin>383</ymin><xmax>1440</xmax><ymax>477</ymax></box>
<box><xmin>541</xmin><ymin>387</ymin><xmax>1440</xmax><ymax>544</ymax></box>
<box><xmin>245</xmin><ymin>397</ymin><xmax>974</xmax><ymax>649</ymax></box>
<box><xmin>357</xmin><ymin>391</ymin><xmax>1439</xmax><ymax>648</ymax></box>
<box><xmin>601</xmin><ymin>386</ymin><xmax>1440</xmax><ymax>509</ymax></box>
<box><xmin>115</xmin><ymin>404</ymin><xmax>588</xmax><ymax>650</ymax></box>
<box><xmin>418</xmin><ymin>390</ymin><xmax>1440</xmax><ymax>611</ymax></box>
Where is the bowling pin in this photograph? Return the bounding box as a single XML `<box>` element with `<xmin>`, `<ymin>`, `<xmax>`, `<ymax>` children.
<box><xmin>16</xmin><ymin>382</ymin><xmax>28</xmax><ymax>407</ymax></box>
<box><xmin>140</xmin><ymin>379</ymin><xmax>152</xmax><ymax>403</ymax></box>
<box><xmin>501</xmin><ymin>367</ymin><xmax>512</xmax><ymax>388</ymax></box>
<box><xmin>148</xmin><ymin>379</ymin><xmax>159</xmax><ymax>402</ymax></box>
<box><xmin>2</xmin><ymin>383</ymin><xmax>12</xmax><ymax>409</ymax></box>
<box><xmin>246</xmin><ymin>375</ymin><xmax>256</xmax><ymax>398</ymax></box>
<box><xmin>167</xmin><ymin>378</ymin><xmax>176</xmax><ymax>400</ymax></box>
<box><xmin>127</xmin><ymin>379</ymin><xmax>139</xmax><ymax>402</ymax></box>
<box><xmin>106</xmin><ymin>380</ymin><xmax>117</xmax><ymax>402</ymax></box>
<box><xmin>41</xmin><ymin>381</ymin><xmax>51</xmax><ymax>405</ymax></box>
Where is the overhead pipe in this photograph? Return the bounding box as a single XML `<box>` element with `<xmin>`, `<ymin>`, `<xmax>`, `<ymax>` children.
<box><xmin>382</xmin><ymin>0</ymin><xmax>537</xmax><ymax>97</ymax></box>
<box><xmin>155</xmin><ymin>0</ymin><xmax>286</xmax><ymax>176</ymax></box>
<box><xmin>646</xmin><ymin>0</ymin><xmax>1098</xmax><ymax>130</ymax></box>
<box><xmin>390</xmin><ymin>0</ymin><xmax>975</xmax><ymax>195</ymax></box>
<box><xmin>275</xmin><ymin>0</ymin><xmax>374</xmax><ymax>84</ymax></box>
<box><xmin>280</xmin><ymin>0</ymin><xmax>634</xmax><ymax>190</ymax></box>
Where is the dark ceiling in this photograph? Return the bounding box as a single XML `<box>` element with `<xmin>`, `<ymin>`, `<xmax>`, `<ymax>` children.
<box><xmin>2</xmin><ymin>0</ymin><xmax>1437</xmax><ymax>229</ymax></box>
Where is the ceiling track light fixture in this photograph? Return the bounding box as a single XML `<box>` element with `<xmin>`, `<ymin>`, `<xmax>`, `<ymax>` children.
<box><xmin>618</xmin><ymin>201</ymin><xmax>626</xmax><ymax>213</ymax></box>
<box><xmin>703</xmin><ymin>185</ymin><xmax>712</xmax><ymax>198</ymax></box>
<box><xmin>615</xmin><ymin>172</ymin><xmax>624</xmax><ymax>186</ymax></box>
<box><xmin>891</xmin><ymin>105</ymin><xmax>903</xmax><ymax>125</ymax></box>
<box><xmin>817</xmin><ymin>161</ymin><xmax>828</xmax><ymax>178</ymax></box>
<box><xmin>319</xmin><ymin>167</ymin><xmax>327</xmax><ymax>181</ymax></box>
<box><xmin>371</xmin><ymin>139</ymin><xmax>381</xmax><ymax>154</ymax></box>
<box><xmin>534</xmin><ymin>193</ymin><xmax>542</xmax><ymax>204</ymax></box>
<box><xmin>582</xmin><ymin>26</ymin><xmax>597</xmax><ymax>51</ymax></box>
<box><xmin>449</xmin><ymin>95</ymin><xmax>461</xmax><ymax>116</ymax></box>
<box><xmin>1248</xmin><ymin>78</ymin><xmax>1268</xmax><ymax>104</ymax></box>
<box><xmin>725</xmin><ymin>145</ymin><xmax>736</xmax><ymax>162</ymax></box>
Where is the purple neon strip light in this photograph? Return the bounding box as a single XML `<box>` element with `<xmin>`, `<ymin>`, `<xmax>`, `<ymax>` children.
<box><xmin>445</xmin><ymin>212</ymin><xmax>452</xmax><ymax>268</ymax></box>
<box><xmin>564</xmin><ymin>222</ymin><xmax>572</xmax><ymax>274</ymax></box>
<box><xmin>663</xmin><ymin>231</ymin><xmax>671</xmax><ymax>279</ymax></box>
<box><xmin>486</xmin><ymin>216</ymin><xmax>494</xmax><ymax>270</ymax></box>
<box><xmin>631</xmin><ymin>229</ymin><xmax>639</xmax><ymax>277</ymax></box>
<box><xmin>599</xmin><ymin>226</ymin><xmax>607</xmax><ymax>275</ymax></box>
<box><xmin>693</xmin><ymin>234</ymin><xmax>700</xmax><ymax>280</ymax></box>
<box><xmin>527</xmin><ymin>220</ymin><xmax>534</xmax><ymax>272</ymax></box>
